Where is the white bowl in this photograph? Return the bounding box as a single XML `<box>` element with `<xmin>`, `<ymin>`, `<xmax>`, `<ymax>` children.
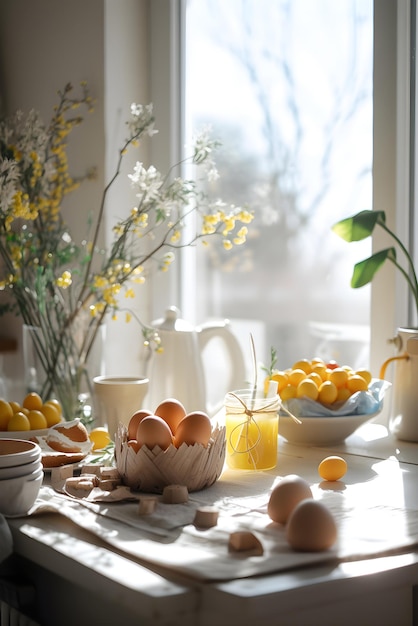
<box><xmin>279</xmin><ymin>412</ymin><xmax>379</xmax><ymax>446</ymax></box>
<box><xmin>0</xmin><ymin>468</ymin><xmax>43</xmax><ymax>516</ymax></box>
<box><xmin>0</xmin><ymin>457</ymin><xmax>43</xmax><ymax>480</ymax></box>
<box><xmin>0</xmin><ymin>428</ymin><xmax>49</xmax><ymax>441</ymax></box>
<box><xmin>0</xmin><ymin>439</ymin><xmax>42</xmax><ymax>468</ymax></box>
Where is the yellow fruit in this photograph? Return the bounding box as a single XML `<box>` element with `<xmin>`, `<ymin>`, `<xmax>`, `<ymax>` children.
<box><xmin>41</xmin><ymin>403</ymin><xmax>62</xmax><ymax>427</ymax></box>
<box><xmin>287</xmin><ymin>368</ymin><xmax>307</xmax><ymax>387</ymax></box>
<box><xmin>270</xmin><ymin>370</ymin><xmax>289</xmax><ymax>392</ymax></box>
<box><xmin>307</xmin><ymin>372</ymin><xmax>322</xmax><ymax>388</ymax></box>
<box><xmin>336</xmin><ymin>387</ymin><xmax>352</xmax><ymax>404</ymax></box>
<box><xmin>318</xmin><ymin>455</ymin><xmax>348</xmax><ymax>481</ymax></box>
<box><xmin>22</xmin><ymin>392</ymin><xmax>43</xmax><ymax>411</ymax></box>
<box><xmin>9</xmin><ymin>401</ymin><xmax>22</xmax><ymax>413</ymax></box>
<box><xmin>347</xmin><ymin>374</ymin><xmax>368</xmax><ymax>393</ymax></box>
<box><xmin>89</xmin><ymin>427</ymin><xmax>112</xmax><ymax>450</ymax></box>
<box><xmin>329</xmin><ymin>367</ymin><xmax>349</xmax><ymax>389</ymax></box>
<box><xmin>311</xmin><ymin>363</ymin><xmax>328</xmax><ymax>381</ymax></box>
<box><xmin>27</xmin><ymin>409</ymin><xmax>48</xmax><ymax>430</ymax></box>
<box><xmin>292</xmin><ymin>359</ymin><xmax>312</xmax><ymax>374</ymax></box>
<box><xmin>7</xmin><ymin>411</ymin><xmax>31</xmax><ymax>431</ymax></box>
<box><xmin>355</xmin><ymin>369</ymin><xmax>372</xmax><ymax>385</ymax></box>
<box><xmin>280</xmin><ymin>384</ymin><xmax>297</xmax><ymax>401</ymax></box>
<box><xmin>0</xmin><ymin>399</ymin><xmax>13</xmax><ymax>430</ymax></box>
<box><xmin>296</xmin><ymin>378</ymin><xmax>319</xmax><ymax>401</ymax></box>
<box><xmin>44</xmin><ymin>398</ymin><xmax>63</xmax><ymax>418</ymax></box>
<box><xmin>318</xmin><ymin>380</ymin><xmax>338</xmax><ymax>404</ymax></box>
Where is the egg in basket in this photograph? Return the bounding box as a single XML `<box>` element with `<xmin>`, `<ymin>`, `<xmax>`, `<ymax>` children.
<box><xmin>115</xmin><ymin>398</ymin><xmax>226</xmax><ymax>493</ymax></box>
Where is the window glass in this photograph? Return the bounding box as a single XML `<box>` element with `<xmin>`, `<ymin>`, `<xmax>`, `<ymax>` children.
<box><xmin>184</xmin><ymin>0</ymin><xmax>373</xmax><ymax>373</ymax></box>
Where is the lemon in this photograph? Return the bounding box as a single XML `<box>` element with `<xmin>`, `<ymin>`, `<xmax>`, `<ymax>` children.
<box><xmin>89</xmin><ymin>427</ymin><xmax>112</xmax><ymax>450</ymax></box>
<box><xmin>7</xmin><ymin>411</ymin><xmax>31</xmax><ymax>431</ymax></box>
<box><xmin>296</xmin><ymin>378</ymin><xmax>319</xmax><ymax>401</ymax></box>
<box><xmin>270</xmin><ymin>370</ymin><xmax>289</xmax><ymax>392</ymax></box>
<box><xmin>307</xmin><ymin>372</ymin><xmax>322</xmax><ymax>388</ymax></box>
<box><xmin>41</xmin><ymin>403</ymin><xmax>62</xmax><ymax>427</ymax></box>
<box><xmin>22</xmin><ymin>392</ymin><xmax>43</xmax><ymax>411</ymax></box>
<box><xmin>318</xmin><ymin>455</ymin><xmax>348</xmax><ymax>481</ymax></box>
<box><xmin>0</xmin><ymin>399</ymin><xmax>13</xmax><ymax>430</ymax></box>
<box><xmin>9</xmin><ymin>401</ymin><xmax>22</xmax><ymax>413</ymax></box>
<box><xmin>311</xmin><ymin>363</ymin><xmax>328</xmax><ymax>381</ymax></box>
<box><xmin>318</xmin><ymin>380</ymin><xmax>338</xmax><ymax>404</ymax></box>
<box><xmin>44</xmin><ymin>398</ymin><xmax>63</xmax><ymax>418</ymax></box>
<box><xmin>355</xmin><ymin>369</ymin><xmax>372</xmax><ymax>385</ymax></box>
<box><xmin>27</xmin><ymin>409</ymin><xmax>48</xmax><ymax>430</ymax></box>
<box><xmin>347</xmin><ymin>374</ymin><xmax>368</xmax><ymax>393</ymax></box>
<box><xmin>287</xmin><ymin>368</ymin><xmax>307</xmax><ymax>387</ymax></box>
<box><xmin>292</xmin><ymin>359</ymin><xmax>312</xmax><ymax>374</ymax></box>
<box><xmin>329</xmin><ymin>367</ymin><xmax>349</xmax><ymax>389</ymax></box>
<box><xmin>280</xmin><ymin>384</ymin><xmax>297</xmax><ymax>401</ymax></box>
<box><xmin>336</xmin><ymin>387</ymin><xmax>352</xmax><ymax>404</ymax></box>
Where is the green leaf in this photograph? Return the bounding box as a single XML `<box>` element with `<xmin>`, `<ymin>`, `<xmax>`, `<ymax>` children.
<box><xmin>332</xmin><ymin>210</ymin><xmax>386</xmax><ymax>242</ymax></box>
<box><xmin>351</xmin><ymin>248</ymin><xmax>395</xmax><ymax>288</ymax></box>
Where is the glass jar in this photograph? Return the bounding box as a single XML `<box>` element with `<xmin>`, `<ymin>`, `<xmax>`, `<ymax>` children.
<box><xmin>224</xmin><ymin>389</ymin><xmax>280</xmax><ymax>470</ymax></box>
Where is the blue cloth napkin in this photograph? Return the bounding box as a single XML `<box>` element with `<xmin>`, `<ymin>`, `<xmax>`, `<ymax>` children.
<box><xmin>283</xmin><ymin>379</ymin><xmax>391</xmax><ymax>418</ymax></box>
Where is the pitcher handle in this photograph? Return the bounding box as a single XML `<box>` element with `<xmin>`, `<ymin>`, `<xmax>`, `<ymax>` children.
<box><xmin>198</xmin><ymin>321</ymin><xmax>246</xmax><ymax>415</ymax></box>
<box><xmin>379</xmin><ymin>353</ymin><xmax>409</xmax><ymax>380</ymax></box>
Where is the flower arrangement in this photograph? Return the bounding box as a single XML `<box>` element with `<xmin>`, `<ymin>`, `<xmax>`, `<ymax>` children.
<box><xmin>0</xmin><ymin>82</ymin><xmax>253</xmax><ymax>421</ymax></box>
<box><xmin>332</xmin><ymin>210</ymin><xmax>418</xmax><ymax>320</ymax></box>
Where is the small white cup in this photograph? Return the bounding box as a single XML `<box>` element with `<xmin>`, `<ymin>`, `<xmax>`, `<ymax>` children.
<box><xmin>93</xmin><ymin>376</ymin><xmax>149</xmax><ymax>440</ymax></box>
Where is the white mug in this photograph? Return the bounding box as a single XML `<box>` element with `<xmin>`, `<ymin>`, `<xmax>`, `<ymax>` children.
<box><xmin>93</xmin><ymin>376</ymin><xmax>149</xmax><ymax>440</ymax></box>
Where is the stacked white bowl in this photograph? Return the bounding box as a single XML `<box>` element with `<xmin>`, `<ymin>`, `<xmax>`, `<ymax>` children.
<box><xmin>0</xmin><ymin>439</ymin><xmax>43</xmax><ymax>516</ymax></box>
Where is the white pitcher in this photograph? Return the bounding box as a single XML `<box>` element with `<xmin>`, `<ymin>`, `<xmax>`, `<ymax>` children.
<box><xmin>381</xmin><ymin>327</ymin><xmax>418</xmax><ymax>442</ymax></box>
<box><xmin>145</xmin><ymin>307</ymin><xmax>246</xmax><ymax>415</ymax></box>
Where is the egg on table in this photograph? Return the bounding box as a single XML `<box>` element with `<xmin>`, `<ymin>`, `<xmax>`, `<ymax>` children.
<box><xmin>286</xmin><ymin>499</ymin><xmax>337</xmax><ymax>551</ymax></box>
<box><xmin>267</xmin><ymin>474</ymin><xmax>313</xmax><ymax>524</ymax></box>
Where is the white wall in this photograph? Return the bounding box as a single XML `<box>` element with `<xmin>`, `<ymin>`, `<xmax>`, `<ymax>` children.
<box><xmin>0</xmin><ymin>0</ymin><xmax>151</xmax><ymax>397</ymax></box>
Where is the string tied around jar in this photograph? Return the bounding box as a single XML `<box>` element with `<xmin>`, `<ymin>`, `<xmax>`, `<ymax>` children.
<box><xmin>227</xmin><ymin>392</ymin><xmax>281</xmax><ymax>469</ymax></box>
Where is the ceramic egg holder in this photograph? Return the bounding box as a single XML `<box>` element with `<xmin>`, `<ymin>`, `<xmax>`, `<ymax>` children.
<box><xmin>114</xmin><ymin>423</ymin><xmax>226</xmax><ymax>493</ymax></box>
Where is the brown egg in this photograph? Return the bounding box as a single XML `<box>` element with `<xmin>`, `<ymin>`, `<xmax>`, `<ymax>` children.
<box><xmin>267</xmin><ymin>475</ymin><xmax>313</xmax><ymax>524</ymax></box>
<box><xmin>127</xmin><ymin>439</ymin><xmax>141</xmax><ymax>453</ymax></box>
<box><xmin>128</xmin><ymin>409</ymin><xmax>153</xmax><ymax>440</ymax></box>
<box><xmin>286</xmin><ymin>499</ymin><xmax>337</xmax><ymax>551</ymax></box>
<box><xmin>154</xmin><ymin>398</ymin><xmax>187</xmax><ymax>434</ymax></box>
<box><xmin>173</xmin><ymin>411</ymin><xmax>212</xmax><ymax>447</ymax></box>
<box><xmin>136</xmin><ymin>415</ymin><xmax>173</xmax><ymax>450</ymax></box>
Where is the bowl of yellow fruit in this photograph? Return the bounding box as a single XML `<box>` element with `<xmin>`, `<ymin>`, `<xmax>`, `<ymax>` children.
<box><xmin>0</xmin><ymin>392</ymin><xmax>63</xmax><ymax>440</ymax></box>
<box><xmin>265</xmin><ymin>358</ymin><xmax>390</xmax><ymax>446</ymax></box>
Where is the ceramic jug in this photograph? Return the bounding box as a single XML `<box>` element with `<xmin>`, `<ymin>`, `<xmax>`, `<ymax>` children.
<box><xmin>381</xmin><ymin>327</ymin><xmax>418</xmax><ymax>442</ymax></box>
<box><xmin>145</xmin><ymin>307</ymin><xmax>246</xmax><ymax>415</ymax></box>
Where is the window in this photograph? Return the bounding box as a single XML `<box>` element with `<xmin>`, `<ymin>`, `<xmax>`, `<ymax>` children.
<box><xmin>182</xmin><ymin>0</ymin><xmax>373</xmax><ymax>374</ymax></box>
<box><xmin>149</xmin><ymin>0</ymin><xmax>413</xmax><ymax>394</ymax></box>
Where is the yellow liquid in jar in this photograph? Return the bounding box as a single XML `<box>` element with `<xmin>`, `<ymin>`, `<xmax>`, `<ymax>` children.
<box><xmin>225</xmin><ymin>411</ymin><xmax>278</xmax><ymax>470</ymax></box>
